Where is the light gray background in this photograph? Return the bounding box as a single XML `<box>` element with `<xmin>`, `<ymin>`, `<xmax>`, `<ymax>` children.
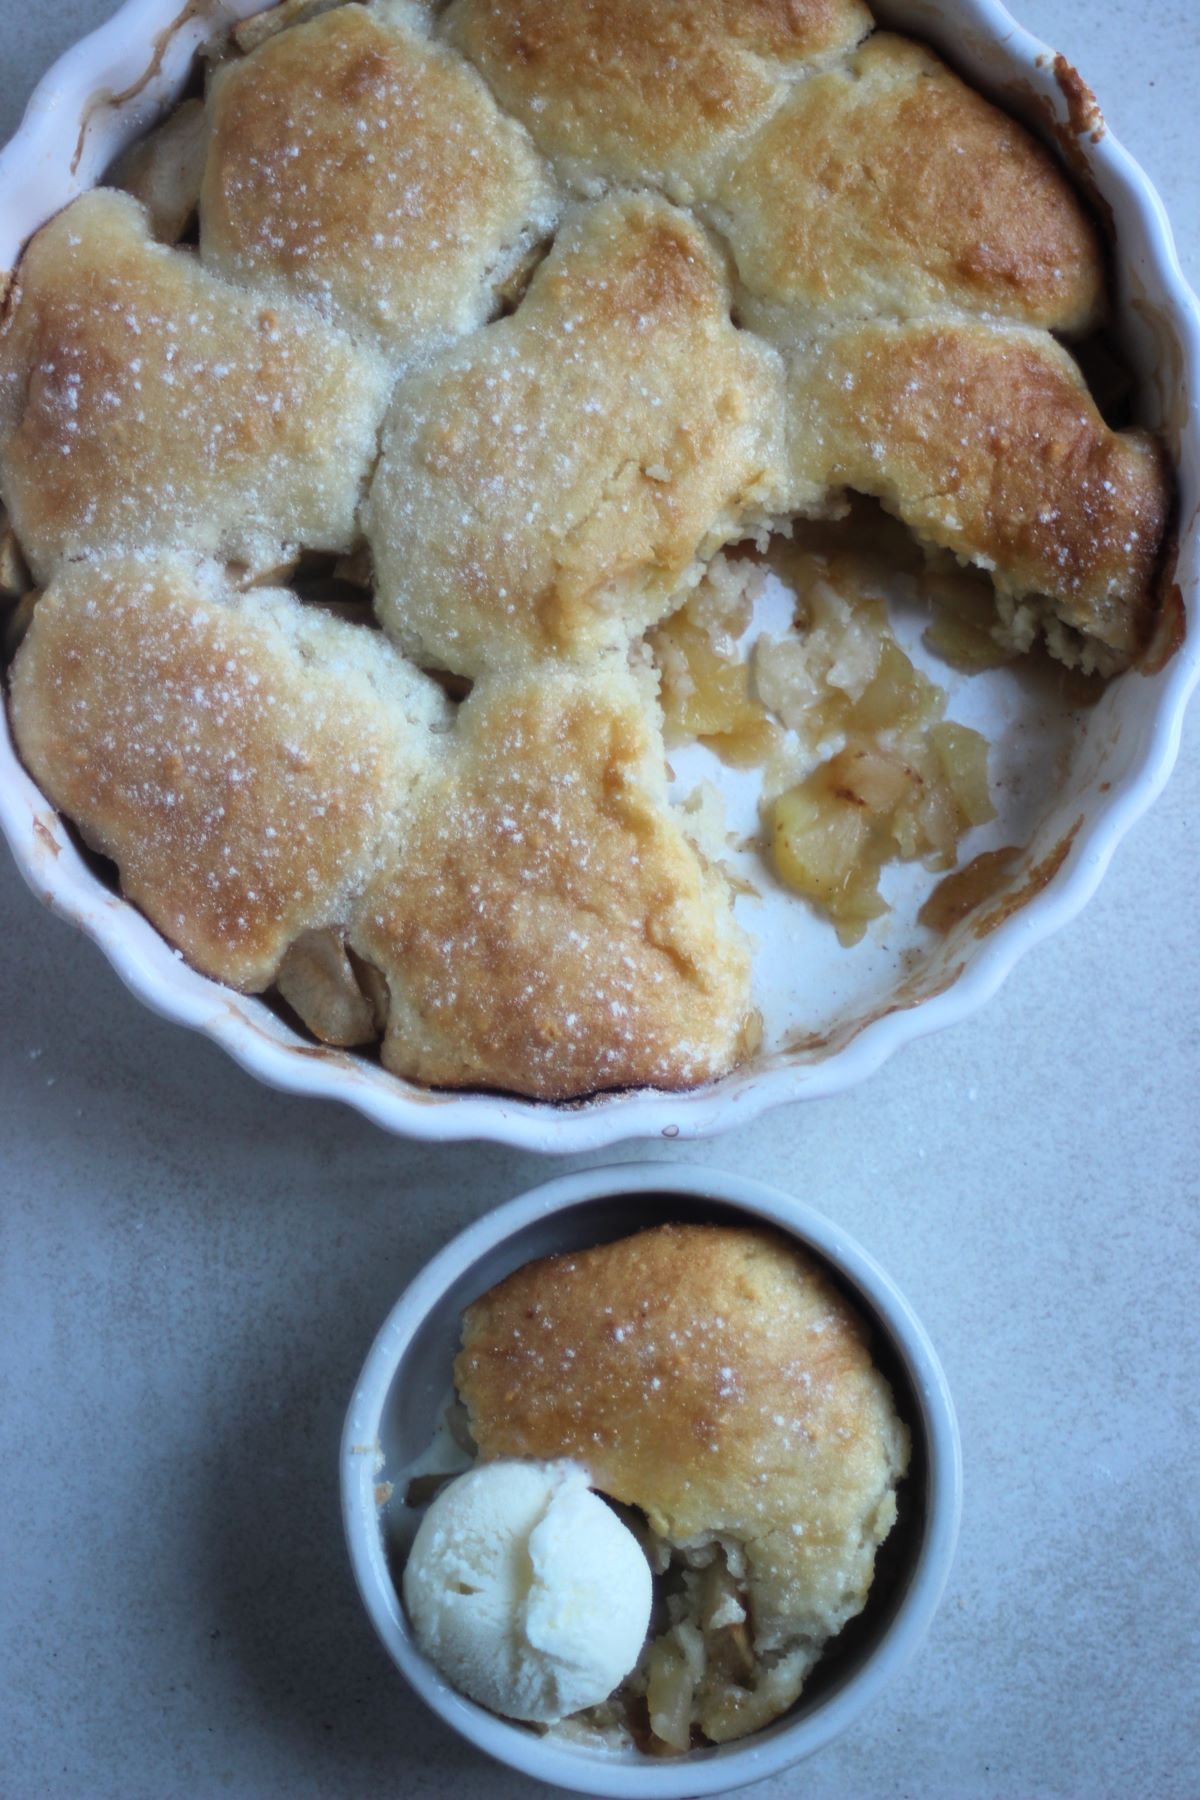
<box><xmin>2</xmin><ymin>3</ymin><xmax>1198</xmax><ymax>1797</ymax></box>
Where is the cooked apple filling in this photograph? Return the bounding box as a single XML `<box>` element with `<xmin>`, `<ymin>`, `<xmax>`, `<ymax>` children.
<box><xmin>612</xmin><ymin>1530</ymin><xmax>838</xmax><ymax>1752</ymax></box>
<box><xmin>768</xmin><ymin>724</ymin><xmax>994</xmax><ymax>946</ymax></box>
<box><xmin>650</xmin><ymin>555</ymin><xmax>779</xmax><ymax>768</ymax></box>
<box><xmin>652</xmin><ymin>536</ymin><xmax>995</xmax><ymax>944</ymax></box>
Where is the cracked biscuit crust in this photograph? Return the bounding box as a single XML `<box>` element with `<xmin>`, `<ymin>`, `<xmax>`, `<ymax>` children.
<box><xmin>351</xmin><ymin>666</ymin><xmax>752</xmax><ymax>1098</ymax></box>
<box><xmin>367</xmin><ymin>193</ymin><xmax>788</xmax><ymax>675</ymax></box>
<box><xmin>10</xmin><ymin>556</ymin><xmax>448</xmax><ymax>989</ymax></box>
<box><xmin>457</xmin><ymin>1222</ymin><xmax>910</xmax><ymax>1736</ymax></box>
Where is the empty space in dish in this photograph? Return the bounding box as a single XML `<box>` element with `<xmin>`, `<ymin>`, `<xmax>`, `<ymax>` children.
<box><xmin>681</xmin><ymin>546</ymin><xmax>1127</xmax><ymax>1070</ymax></box>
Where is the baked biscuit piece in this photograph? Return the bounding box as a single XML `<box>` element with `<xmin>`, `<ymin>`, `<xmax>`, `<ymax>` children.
<box><xmin>443</xmin><ymin>0</ymin><xmax>871</xmax><ymax>202</ymax></box>
<box><xmin>10</xmin><ymin>556</ymin><xmax>448</xmax><ymax>989</ymax></box>
<box><xmin>201</xmin><ymin>1</ymin><xmax>557</xmax><ymax>361</ymax></box>
<box><xmin>367</xmin><ymin>194</ymin><xmax>789</xmax><ymax>675</ymax></box>
<box><xmin>788</xmin><ymin>320</ymin><xmax>1168</xmax><ymax>667</ymax></box>
<box><xmin>0</xmin><ymin>191</ymin><xmax>391</xmax><ymax>584</ymax></box>
<box><xmin>456</xmin><ymin>1223</ymin><xmax>910</xmax><ymax>1742</ymax></box>
<box><xmin>351</xmin><ymin>666</ymin><xmax>752</xmax><ymax>1099</ymax></box>
<box><xmin>712</xmin><ymin>34</ymin><xmax>1104</xmax><ymax>340</ymax></box>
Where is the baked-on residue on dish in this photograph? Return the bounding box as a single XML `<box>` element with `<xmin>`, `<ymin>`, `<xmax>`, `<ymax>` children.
<box><xmin>0</xmin><ymin>0</ymin><xmax>1172</xmax><ymax>1101</ymax></box>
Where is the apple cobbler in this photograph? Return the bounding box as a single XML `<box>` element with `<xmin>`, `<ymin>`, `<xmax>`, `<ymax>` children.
<box><xmin>0</xmin><ymin>0</ymin><xmax>1170</xmax><ymax>1099</ymax></box>
<box><xmin>453</xmin><ymin>1222</ymin><xmax>911</xmax><ymax>1751</ymax></box>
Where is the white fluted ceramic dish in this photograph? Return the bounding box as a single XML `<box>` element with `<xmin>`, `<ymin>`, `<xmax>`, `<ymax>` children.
<box><xmin>1</xmin><ymin>0</ymin><xmax>1197</xmax><ymax>1151</ymax></box>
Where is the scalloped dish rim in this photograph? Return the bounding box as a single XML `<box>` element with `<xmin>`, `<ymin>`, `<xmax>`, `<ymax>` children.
<box><xmin>0</xmin><ymin>0</ymin><xmax>1196</xmax><ymax>1152</ymax></box>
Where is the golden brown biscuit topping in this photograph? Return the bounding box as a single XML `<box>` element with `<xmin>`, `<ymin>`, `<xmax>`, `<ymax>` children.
<box><xmin>352</xmin><ymin>666</ymin><xmax>752</xmax><ymax>1098</ymax></box>
<box><xmin>0</xmin><ymin>0</ymin><xmax>1172</xmax><ymax>1098</ymax></box>
<box><xmin>457</xmin><ymin>1223</ymin><xmax>910</xmax><ymax>1744</ymax></box>
<box><xmin>9</xmin><ymin>556</ymin><xmax>447</xmax><ymax>988</ymax></box>
<box><xmin>712</xmin><ymin>34</ymin><xmax>1104</xmax><ymax>336</ymax></box>
<box><xmin>444</xmin><ymin>0</ymin><xmax>872</xmax><ymax>199</ymax></box>
<box><xmin>368</xmin><ymin>194</ymin><xmax>787</xmax><ymax>673</ymax></box>
<box><xmin>0</xmin><ymin>191</ymin><xmax>390</xmax><ymax>583</ymax></box>
<box><xmin>202</xmin><ymin>3</ymin><xmax>556</xmax><ymax>360</ymax></box>
<box><xmin>787</xmin><ymin>321</ymin><xmax>1167</xmax><ymax>663</ymax></box>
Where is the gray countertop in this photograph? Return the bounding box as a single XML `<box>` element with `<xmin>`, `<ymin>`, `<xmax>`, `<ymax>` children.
<box><xmin>2</xmin><ymin>3</ymin><xmax>1198</xmax><ymax>1796</ymax></box>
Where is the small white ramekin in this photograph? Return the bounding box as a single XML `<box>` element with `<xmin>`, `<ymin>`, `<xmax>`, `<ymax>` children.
<box><xmin>1</xmin><ymin>0</ymin><xmax>1197</xmax><ymax>1151</ymax></box>
<box><xmin>341</xmin><ymin>1164</ymin><xmax>962</xmax><ymax>1797</ymax></box>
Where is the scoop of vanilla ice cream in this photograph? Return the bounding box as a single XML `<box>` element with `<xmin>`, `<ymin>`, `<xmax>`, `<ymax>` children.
<box><xmin>402</xmin><ymin>1458</ymin><xmax>652</xmax><ymax>1723</ymax></box>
